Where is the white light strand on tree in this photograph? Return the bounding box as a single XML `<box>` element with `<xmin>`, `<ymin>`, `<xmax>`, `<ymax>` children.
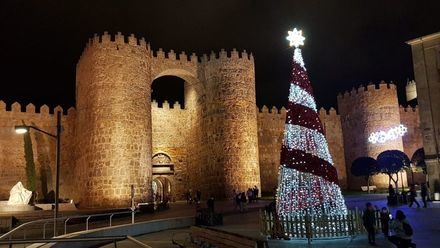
<box><xmin>276</xmin><ymin>28</ymin><xmax>347</xmax><ymax>220</ymax></box>
<box><xmin>283</xmin><ymin>124</ymin><xmax>333</xmax><ymax>164</ymax></box>
<box><xmin>277</xmin><ymin>167</ymin><xmax>347</xmax><ymax>217</ymax></box>
<box><xmin>368</xmin><ymin>124</ymin><xmax>407</xmax><ymax>144</ymax></box>
<box><xmin>288</xmin><ymin>84</ymin><xmax>316</xmax><ymax>111</ymax></box>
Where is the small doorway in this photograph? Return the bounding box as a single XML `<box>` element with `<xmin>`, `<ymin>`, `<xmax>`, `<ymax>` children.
<box><xmin>152</xmin><ymin>153</ymin><xmax>174</xmax><ymax>202</ymax></box>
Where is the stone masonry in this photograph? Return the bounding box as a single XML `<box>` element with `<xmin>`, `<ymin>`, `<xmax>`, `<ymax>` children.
<box><xmin>0</xmin><ymin>32</ymin><xmax>424</xmax><ymax>207</ymax></box>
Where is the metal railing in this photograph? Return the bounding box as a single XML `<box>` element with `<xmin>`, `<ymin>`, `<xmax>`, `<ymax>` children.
<box><xmin>0</xmin><ymin>235</ymin><xmax>152</xmax><ymax>248</ymax></box>
<box><xmin>0</xmin><ymin>210</ymin><xmax>135</xmax><ymax>240</ymax></box>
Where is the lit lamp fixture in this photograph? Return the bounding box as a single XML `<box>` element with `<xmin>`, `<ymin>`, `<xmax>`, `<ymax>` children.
<box><xmin>368</xmin><ymin>124</ymin><xmax>408</xmax><ymax>144</ymax></box>
<box><xmin>14</xmin><ymin>126</ymin><xmax>29</xmax><ymax>134</ymax></box>
<box><xmin>14</xmin><ymin>111</ymin><xmax>62</xmax><ymax>237</ymax></box>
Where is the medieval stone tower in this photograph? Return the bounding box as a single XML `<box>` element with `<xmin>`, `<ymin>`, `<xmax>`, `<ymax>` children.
<box><xmin>0</xmin><ymin>33</ymin><xmax>423</xmax><ymax>207</ymax></box>
<box><xmin>74</xmin><ymin>32</ymin><xmax>260</xmax><ymax>207</ymax></box>
<box><xmin>337</xmin><ymin>82</ymin><xmax>407</xmax><ymax>189</ymax></box>
<box><xmin>75</xmin><ymin>33</ymin><xmax>153</xmax><ymax>207</ymax></box>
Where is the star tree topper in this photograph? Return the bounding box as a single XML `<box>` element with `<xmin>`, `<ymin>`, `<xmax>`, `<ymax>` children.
<box><xmin>286</xmin><ymin>28</ymin><xmax>305</xmax><ymax>48</ymax></box>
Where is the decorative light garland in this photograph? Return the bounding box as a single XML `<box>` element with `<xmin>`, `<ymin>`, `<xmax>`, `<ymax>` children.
<box><xmin>283</xmin><ymin>124</ymin><xmax>333</xmax><ymax>164</ymax></box>
<box><xmin>276</xmin><ymin>28</ymin><xmax>347</xmax><ymax>220</ymax></box>
<box><xmin>288</xmin><ymin>84</ymin><xmax>316</xmax><ymax>111</ymax></box>
<box><xmin>277</xmin><ymin>167</ymin><xmax>347</xmax><ymax>217</ymax></box>
<box><xmin>368</xmin><ymin>124</ymin><xmax>407</xmax><ymax>144</ymax></box>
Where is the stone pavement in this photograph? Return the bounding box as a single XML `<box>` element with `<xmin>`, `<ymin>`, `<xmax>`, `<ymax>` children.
<box><xmin>103</xmin><ymin>195</ymin><xmax>440</xmax><ymax>248</ymax></box>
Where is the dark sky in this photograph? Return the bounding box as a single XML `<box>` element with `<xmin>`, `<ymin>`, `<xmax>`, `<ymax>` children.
<box><xmin>0</xmin><ymin>0</ymin><xmax>439</xmax><ymax>110</ymax></box>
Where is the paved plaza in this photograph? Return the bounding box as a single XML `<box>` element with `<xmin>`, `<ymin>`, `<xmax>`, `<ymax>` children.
<box><xmin>101</xmin><ymin>194</ymin><xmax>440</xmax><ymax>248</ymax></box>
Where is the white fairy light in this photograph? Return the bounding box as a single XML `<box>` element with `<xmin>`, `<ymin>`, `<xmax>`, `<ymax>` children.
<box><xmin>368</xmin><ymin>124</ymin><xmax>408</xmax><ymax>144</ymax></box>
<box><xmin>283</xmin><ymin>124</ymin><xmax>333</xmax><ymax>164</ymax></box>
<box><xmin>288</xmin><ymin>84</ymin><xmax>316</xmax><ymax>111</ymax></box>
<box><xmin>277</xmin><ymin>167</ymin><xmax>347</xmax><ymax>217</ymax></box>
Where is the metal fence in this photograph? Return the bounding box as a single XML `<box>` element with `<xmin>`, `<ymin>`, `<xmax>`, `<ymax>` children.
<box><xmin>0</xmin><ymin>210</ymin><xmax>134</xmax><ymax>240</ymax></box>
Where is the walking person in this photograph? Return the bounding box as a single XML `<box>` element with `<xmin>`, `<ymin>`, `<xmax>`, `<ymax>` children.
<box><xmin>421</xmin><ymin>183</ymin><xmax>428</xmax><ymax>208</ymax></box>
<box><xmin>240</xmin><ymin>192</ymin><xmax>247</xmax><ymax>212</ymax></box>
<box><xmin>254</xmin><ymin>185</ymin><xmax>259</xmax><ymax>201</ymax></box>
<box><xmin>380</xmin><ymin>207</ymin><xmax>391</xmax><ymax>237</ymax></box>
<box><xmin>233</xmin><ymin>189</ymin><xmax>238</xmax><ymax>209</ymax></box>
<box><xmin>236</xmin><ymin>192</ymin><xmax>242</xmax><ymax>212</ymax></box>
<box><xmin>362</xmin><ymin>202</ymin><xmax>376</xmax><ymax>246</ymax></box>
<box><xmin>247</xmin><ymin>188</ymin><xmax>253</xmax><ymax>203</ymax></box>
<box><xmin>388</xmin><ymin>210</ymin><xmax>415</xmax><ymax>248</ymax></box>
<box><xmin>207</xmin><ymin>195</ymin><xmax>215</xmax><ymax>213</ymax></box>
<box><xmin>196</xmin><ymin>190</ymin><xmax>202</xmax><ymax>204</ymax></box>
<box><xmin>408</xmin><ymin>184</ymin><xmax>420</xmax><ymax>208</ymax></box>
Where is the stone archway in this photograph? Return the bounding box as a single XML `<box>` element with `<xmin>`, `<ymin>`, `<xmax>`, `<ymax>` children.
<box><xmin>150</xmin><ymin>69</ymin><xmax>203</xmax><ymax>200</ymax></box>
<box><xmin>152</xmin><ymin>153</ymin><xmax>174</xmax><ymax>202</ymax></box>
<box><xmin>152</xmin><ymin>177</ymin><xmax>172</xmax><ymax>202</ymax></box>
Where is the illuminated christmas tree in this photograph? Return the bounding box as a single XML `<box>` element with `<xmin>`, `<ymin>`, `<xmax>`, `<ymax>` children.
<box><xmin>276</xmin><ymin>28</ymin><xmax>347</xmax><ymax>217</ymax></box>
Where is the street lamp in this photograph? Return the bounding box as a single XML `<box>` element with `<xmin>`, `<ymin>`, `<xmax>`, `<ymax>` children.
<box><xmin>15</xmin><ymin>111</ymin><xmax>62</xmax><ymax>237</ymax></box>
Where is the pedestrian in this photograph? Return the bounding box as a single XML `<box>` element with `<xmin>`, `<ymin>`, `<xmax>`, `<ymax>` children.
<box><xmin>421</xmin><ymin>183</ymin><xmax>428</xmax><ymax>208</ymax></box>
<box><xmin>408</xmin><ymin>184</ymin><xmax>420</xmax><ymax>208</ymax></box>
<box><xmin>235</xmin><ymin>192</ymin><xmax>242</xmax><ymax>212</ymax></box>
<box><xmin>232</xmin><ymin>189</ymin><xmax>237</xmax><ymax>208</ymax></box>
<box><xmin>388</xmin><ymin>210</ymin><xmax>415</xmax><ymax>248</ymax></box>
<box><xmin>207</xmin><ymin>195</ymin><xmax>215</xmax><ymax>212</ymax></box>
<box><xmin>380</xmin><ymin>207</ymin><xmax>391</xmax><ymax>237</ymax></box>
<box><xmin>254</xmin><ymin>185</ymin><xmax>259</xmax><ymax>201</ymax></box>
<box><xmin>240</xmin><ymin>192</ymin><xmax>247</xmax><ymax>212</ymax></box>
<box><xmin>247</xmin><ymin>188</ymin><xmax>253</xmax><ymax>203</ymax></box>
<box><xmin>196</xmin><ymin>190</ymin><xmax>202</xmax><ymax>203</ymax></box>
<box><xmin>185</xmin><ymin>190</ymin><xmax>191</xmax><ymax>204</ymax></box>
<box><xmin>388</xmin><ymin>184</ymin><xmax>396</xmax><ymax>205</ymax></box>
<box><xmin>362</xmin><ymin>202</ymin><xmax>376</xmax><ymax>246</ymax></box>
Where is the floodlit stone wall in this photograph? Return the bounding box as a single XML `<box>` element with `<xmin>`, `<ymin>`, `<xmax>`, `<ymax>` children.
<box><xmin>338</xmin><ymin>82</ymin><xmax>407</xmax><ymax>190</ymax></box>
<box><xmin>75</xmin><ymin>32</ymin><xmax>152</xmax><ymax>208</ymax></box>
<box><xmin>257</xmin><ymin>105</ymin><xmax>348</xmax><ymax>193</ymax></box>
<box><xmin>319</xmin><ymin>108</ymin><xmax>348</xmax><ymax>189</ymax></box>
<box><xmin>151</xmin><ymin>100</ymin><xmax>190</xmax><ymax>201</ymax></box>
<box><xmin>0</xmin><ymin>32</ymin><xmax>426</xmax><ymax>207</ymax></box>
<box><xmin>0</xmin><ymin>102</ymin><xmax>75</xmax><ymax>200</ymax></box>
<box><xmin>202</xmin><ymin>50</ymin><xmax>261</xmax><ymax>198</ymax></box>
<box><xmin>399</xmin><ymin>106</ymin><xmax>423</xmax><ymax>158</ymax></box>
<box><xmin>257</xmin><ymin>106</ymin><xmax>286</xmax><ymax>195</ymax></box>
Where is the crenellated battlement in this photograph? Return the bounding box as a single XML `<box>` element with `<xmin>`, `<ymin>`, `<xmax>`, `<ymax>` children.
<box><xmin>85</xmin><ymin>31</ymin><xmax>150</xmax><ymax>49</ymax></box>
<box><xmin>337</xmin><ymin>81</ymin><xmax>397</xmax><ymax>100</ymax></box>
<box><xmin>201</xmin><ymin>48</ymin><xmax>254</xmax><ymax>64</ymax></box>
<box><xmin>153</xmin><ymin>48</ymin><xmax>198</xmax><ymax>64</ymax></box>
<box><xmin>318</xmin><ymin>107</ymin><xmax>339</xmax><ymax>116</ymax></box>
<box><xmin>79</xmin><ymin>32</ymin><xmax>151</xmax><ymax>63</ymax></box>
<box><xmin>399</xmin><ymin>105</ymin><xmax>419</xmax><ymax>113</ymax></box>
<box><xmin>151</xmin><ymin>100</ymin><xmax>185</xmax><ymax>110</ymax></box>
<box><xmin>258</xmin><ymin>105</ymin><xmax>286</xmax><ymax>114</ymax></box>
<box><xmin>0</xmin><ymin>100</ymin><xmax>74</xmax><ymax>115</ymax></box>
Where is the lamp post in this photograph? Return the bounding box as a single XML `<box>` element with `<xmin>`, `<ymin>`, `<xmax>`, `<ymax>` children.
<box><xmin>15</xmin><ymin>111</ymin><xmax>62</xmax><ymax>237</ymax></box>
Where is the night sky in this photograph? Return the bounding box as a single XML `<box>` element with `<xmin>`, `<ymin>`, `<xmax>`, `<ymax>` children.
<box><xmin>0</xmin><ymin>0</ymin><xmax>439</xmax><ymax>110</ymax></box>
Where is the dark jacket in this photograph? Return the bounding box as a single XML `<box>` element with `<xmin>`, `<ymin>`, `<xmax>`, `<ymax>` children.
<box><xmin>363</xmin><ymin>209</ymin><xmax>376</xmax><ymax>227</ymax></box>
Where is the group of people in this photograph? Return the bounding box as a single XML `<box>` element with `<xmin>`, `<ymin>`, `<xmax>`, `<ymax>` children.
<box><xmin>185</xmin><ymin>189</ymin><xmax>202</xmax><ymax>204</ymax></box>
<box><xmin>388</xmin><ymin>183</ymin><xmax>429</xmax><ymax>208</ymax></box>
<box><xmin>408</xmin><ymin>183</ymin><xmax>429</xmax><ymax>208</ymax></box>
<box><xmin>363</xmin><ymin>202</ymin><xmax>416</xmax><ymax>247</ymax></box>
<box><xmin>233</xmin><ymin>186</ymin><xmax>259</xmax><ymax>212</ymax></box>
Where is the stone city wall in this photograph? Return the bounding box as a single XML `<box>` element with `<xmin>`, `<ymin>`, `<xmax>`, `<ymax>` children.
<box><xmin>338</xmin><ymin>82</ymin><xmax>407</xmax><ymax>190</ymax></box>
<box><xmin>201</xmin><ymin>49</ymin><xmax>261</xmax><ymax>198</ymax></box>
<box><xmin>0</xmin><ymin>101</ymin><xmax>75</xmax><ymax>201</ymax></box>
<box><xmin>151</xmin><ymin>100</ymin><xmax>190</xmax><ymax>201</ymax></box>
<box><xmin>319</xmin><ymin>107</ymin><xmax>347</xmax><ymax>189</ymax></box>
<box><xmin>257</xmin><ymin>105</ymin><xmax>348</xmax><ymax>194</ymax></box>
<box><xmin>75</xmin><ymin>32</ymin><xmax>152</xmax><ymax>208</ymax></box>
<box><xmin>399</xmin><ymin>106</ymin><xmax>423</xmax><ymax>158</ymax></box>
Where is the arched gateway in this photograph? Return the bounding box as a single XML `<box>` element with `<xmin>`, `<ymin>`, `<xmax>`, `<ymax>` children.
<box><xmin>73</xmin><ymin>32</ymin><xmax>261</xmax><ymax>207</ymax></box>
